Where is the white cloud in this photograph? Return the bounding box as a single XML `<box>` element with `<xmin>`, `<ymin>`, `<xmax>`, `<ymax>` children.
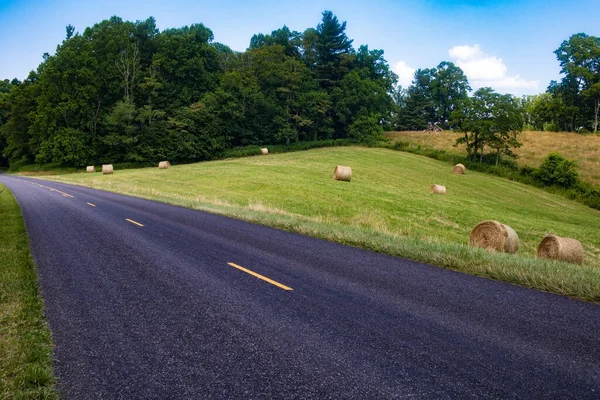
<box><xmin>448</xmin><ymin>44</ymin><xmax>484</xmax><ymax>62</ymax></box>
<box><xmin>392</xmin><ymin>60</ymin><xmax>415</xmax><ymax>88</ymax></box>
<box><xmin>448</xmin><ymin>44</ymin><xmax>539</xmax><ymax>95</ymax></box>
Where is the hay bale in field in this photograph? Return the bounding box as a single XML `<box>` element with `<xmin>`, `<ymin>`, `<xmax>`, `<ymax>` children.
<box><xmin>453</xmin><ymin>163</ymin><xmax>466</xmax><ymax>174</ymax></box>
<box><xmin>158</xmin><ymin>161</ymin><xmax>171</xmax><ymax>169</ymax></box>
<box><xmin>431</xmin><ymin>184</ymin><xmax>446</xmax><ymax>194</ymax></box>
<box><xmin>86</xmin><ymin>166</ymin><xmax>96</xmax><ymax>173</ymax></box>
<box><xmin>537</xmin><ymin>234</ymin><xmax>584</xmax><ymax>264</ymax></box>
<box><xmin>470</xmin><ymin>220</ymin><xmax>519</xmax><ymax>253</ymax></box>
<box><xmin>334</xmin><ymin>165</ymin><xmax>352</xmax><ymax>182</ymax></box>
<box><xmin>260</xmin><ymin>148</ymin><xmax>268</xmax><ymax>155</ymax></box>
<box><xmin>102</xmin><ymin>164</ymin><xmax>113</xmax><ymax>175</ymax></box>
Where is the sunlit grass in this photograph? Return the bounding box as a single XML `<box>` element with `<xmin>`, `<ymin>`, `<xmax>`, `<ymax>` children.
<box><xmin>41</xmin><ymin>146</ymin><xmax>600</xmax><ymax>302</ymax></box>
<box><xmin>386</xmin><ymin>130</ymin><xmax>600</xmax><ymax>185</ymax></box>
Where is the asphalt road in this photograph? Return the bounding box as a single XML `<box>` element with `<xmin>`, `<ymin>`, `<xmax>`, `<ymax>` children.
<box><xmin>1</xmin><ymin>174</ymin><xmax>600</xmax><ymax>399</ymax></box>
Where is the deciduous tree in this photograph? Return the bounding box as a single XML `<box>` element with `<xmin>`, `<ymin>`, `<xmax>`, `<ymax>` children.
<box><xmin>451</xmin><ymin>87</ymin><xmax>523</xmax><ymax>164</ymax></box>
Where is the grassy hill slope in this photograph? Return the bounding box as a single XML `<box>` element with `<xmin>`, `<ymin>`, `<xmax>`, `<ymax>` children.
<box><xmin>387</xmin><ymin>130</ymin><xmax>600</xmax><ymax>186</ymax></box>
<box><xmin>44</xmin><ymin>147</ymin><xmax>600</xmax><ymax>301</ymax></box>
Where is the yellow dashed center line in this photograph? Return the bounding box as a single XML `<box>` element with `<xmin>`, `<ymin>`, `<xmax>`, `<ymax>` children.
<box><xmin>55</xmin><ymin>190</ymin><xmax>73</xmax><ymax>198</ymax></box>
<box><xmin>126</xmin><ymin>218</ymin><xmax>144</xmax><ymax>227</ymax></box>
<box><xmin>27</xmin><ymin>181</ymin><xmax>74</xmax><ymax>198</ymax></box>
<box><xmin>87</xmin><ymin>202</ymin><xmax>96</xmax><ymax>207</ymax></box>
<box><xmin>227</xmin><ymin>262</ymin><xmax>293</xmax><ymax>291</ymax></box>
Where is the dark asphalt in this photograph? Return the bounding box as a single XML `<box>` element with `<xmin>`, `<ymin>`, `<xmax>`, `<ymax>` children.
<box><xmin>1</xmin><ymin>174</ymin><xmax>599</xmax><ymax>399</ymax></box>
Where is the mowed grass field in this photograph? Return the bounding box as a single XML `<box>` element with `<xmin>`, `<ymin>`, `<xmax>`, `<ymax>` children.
<box><xmin>0</xmin><ymin>184</ymin><xmax>57</xmax><ymax>398</ymax></box>
<box><xmin>42</xmin><ymin>146</ymin><xmax>600</xmax><ymax>301</ymax></box>
<box><xmin>387</xmin><ymin>130</ymin><xmax>600</xmax><ymax>186</ymax></box>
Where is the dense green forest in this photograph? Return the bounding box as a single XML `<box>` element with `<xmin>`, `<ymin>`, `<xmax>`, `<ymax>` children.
<box><xmin>0</xmin><ymin>11</ymin><xmax>397</xmax><ymax>167</ymax></box>
<box><xmin>0</xmin><ymin>10</ymin><xmax>598</xmax><ymax>169</ymax></box>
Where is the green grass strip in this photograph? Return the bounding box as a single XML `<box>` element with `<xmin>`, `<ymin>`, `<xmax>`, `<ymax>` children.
<box><xmin>0</xmin><ymin>183</ymin><xmax>57</xmax><ymax>399</ymax></box>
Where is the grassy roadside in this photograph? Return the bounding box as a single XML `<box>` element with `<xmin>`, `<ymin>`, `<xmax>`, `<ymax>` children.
<box><xmin>44</xmin><ymin>147</ymin><xmax>600</xmax><ymax>302</ymax></box>
<box><xmin>0</xmin><ymin>183</ymin><xmax>57</xmax><ymax>398</ymax></box>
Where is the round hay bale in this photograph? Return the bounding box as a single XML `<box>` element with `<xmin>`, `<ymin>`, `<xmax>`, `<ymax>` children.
<box><xmin>334</xmin><ymin>165</ymin><xmax>352</xmax><ymax>182</ymax></box>
<box><xmin>158</xmin><ymin>161</ymin><xmax>171</xmax><ymax>169</ymax></box>
<box><xmin>537</xmin><ymin>234</ymin><xmax>584</xmax><ymax>264</ymax></box>
<box><xmin>102</xmin><ymin>164</ymin><xmax>113</xmax><ymax>175</ymax></box>
<box><xmin>453</xmin><ymin>163</ymin><xmax>466</xmax><ymax>174</ymax></box>
<box><xmin>260</xmin><ymin>148</ymin><xmax>268</xmax><ymax>155</ymax></box>
<box><xmin>431</xmin><ymin>184</ymin><xmax>446</xmax><ymax>194</ymax></box>
<box><xmin>470</xmin><ymin>220</ymin><xmax>519</xmax><ymax>253</ymax></box>
<box><xmin>86</xmin><ymin>166</ymin><xmax>96</xmax><ymax>173</ymax></box>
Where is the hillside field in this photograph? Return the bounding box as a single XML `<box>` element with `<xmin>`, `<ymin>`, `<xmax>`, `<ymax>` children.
<box><xmin>386</xmin><ymin>130</ymin><xmax>600</xmax><ymax>186</ymax></box>
<box><xmin>41</xmin><ymin>146</ymin><xmax>600</xmax><ymax>301</ymax></box>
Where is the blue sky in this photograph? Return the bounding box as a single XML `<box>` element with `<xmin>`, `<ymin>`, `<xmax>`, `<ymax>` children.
<box><xmin>0</xmin><ymin>0</ymin><xmax>598</xmax><ymax>96</ymax></box>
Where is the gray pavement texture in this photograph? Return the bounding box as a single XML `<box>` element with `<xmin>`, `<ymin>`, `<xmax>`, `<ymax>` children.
<box><xmin>1</xmin><ymin>174</ymin><xmax>600</xmax><ymax>399</ymax></box>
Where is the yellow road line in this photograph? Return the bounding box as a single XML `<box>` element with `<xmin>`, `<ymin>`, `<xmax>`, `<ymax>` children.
<box><xmin>227</xmin><ymin>262</ymin><xmax>293</xmax><ymax>291</ymax></box>
<box><xmin>87</xmin><ymin>202</ymin><xmax>96</xmax><ymax>207</ymax></box>
<box><xmin>31</xmin><ymin>182</ymin><xmax>74</xmax><ymax>198</ymax></box>
<box><xmin>126</xmin><ymin>218</ymin><xmax>144</xmax><ymax>227</ymax></box>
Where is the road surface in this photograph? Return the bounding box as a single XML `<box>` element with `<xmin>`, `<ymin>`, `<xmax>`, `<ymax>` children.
<box><xmin>1</xmin><ymin>175</ymin><xmax>599</xmax><ymax>399</ymax></box>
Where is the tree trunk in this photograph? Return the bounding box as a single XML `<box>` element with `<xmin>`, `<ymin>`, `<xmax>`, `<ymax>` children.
<box><xmin>93</xmin><ymin>99</ymin><xmax>101</xmax><ymax>138</ymax></box>
<box><xmin>594</xmin><ymin>98</ymin><xmax>599</xmax><ymax>134</ymax></box>
<box><xmin>496</xmin><ymin>148</ymin><xmax>500</xmax><ymax>166</ymax></box>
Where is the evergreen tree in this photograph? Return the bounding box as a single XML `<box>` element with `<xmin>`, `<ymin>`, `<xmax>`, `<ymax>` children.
<box><xmin>315</xmin><ymin>11</ymin><xmax>354</xmax><ymax>88</ymax></box>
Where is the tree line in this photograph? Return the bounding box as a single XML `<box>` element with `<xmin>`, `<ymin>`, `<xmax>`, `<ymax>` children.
<box><xmin>1</xmin><ymin>12</ymin><xmax>597</xmax><ymax>170</ymax></box>
<box><xmin>393</xmin><ymin>33</ymin><xmax>600</xmax><ymax>136</ymax></box>
<box><xmin>0</xmin><ymin>12</ymin><xmax>397</xmax><ymax>167</ymax></box>
<box><xmin>523</xmin><ymin>33</ymin><xmax>600</xmax><ymax>133</ymax></box>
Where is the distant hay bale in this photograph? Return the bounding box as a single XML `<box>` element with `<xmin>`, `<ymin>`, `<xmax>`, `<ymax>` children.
<box><xmin>453</xmin><ymin>163</ymin><xmax>466</xmax><ymax>174</ymax></box>
<box><xmin>537</xmin><ymin>234</ymin><xmax>584</xmax><ymax>264</ymax></box>
<box><xmin>102</xmin><ymin>164</ymin><xmax>113</xmax><ymax>175</ymax></box>
<box><xmin>260</xmin><ymin>148</ymin><xmax>268</xmax><ymax>155</ymax></box>
<box><xmin>158</xmin><ymin>161</ymin><xmax>171</xmax><ymax>169</ymax></box>
<box><xmin>470</xmin><ymin>220</ymin><xmax>519</xmax><ymax>253</ymax></box>
<box><xmin>334</xmin><ymin>165</ymin><xmax>352</xmax><ymax>182</ymax></box>
<box><xmin>431</xmin><ymin>184</ymin><xmax>446</xmax><ymax>194</ymax></box>
<box><xmin>86</xmin><ymin>166</ymin><xmax>96</xmax><ymax>173</ymax></box>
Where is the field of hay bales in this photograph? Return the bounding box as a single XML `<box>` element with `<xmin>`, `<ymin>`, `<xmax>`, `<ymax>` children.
<box><xmin>387</xmin><ymin>130</ymin><xmax>600</xmax><ymax>186</ymax></box>
<box><xmin>43</xmin><ymin>146</ymin><xmax>600</xmax><ymax>300</ymax></box>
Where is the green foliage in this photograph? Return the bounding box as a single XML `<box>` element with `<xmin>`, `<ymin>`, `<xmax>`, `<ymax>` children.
<box><xmin>536</xmin><ymin>153</ymin><xmax>579</xmax><ymax>188</ymax></box>
<box><xmin>0</xmin><ymin>12</ymin><xmax>397</xmax><ymax>168</ymax></box>
<box><xmin>535</xmin><ymin>33</ymin><xmax>600</xmax><ymax>133</ymax></box>
<box><xmin>222</xmin><ymin>138</ymin><xmax>352</xmax><ymax>158</ymax></box>
<box><xmin>315</xmin><ymin>10</ymin><xmax>354</xmax><ymax>88</ymax></box>
<box><xmin>451</xmin><ymin>87</ymin><xmax>524</xmax><ymax>165</ymax></box>
<box><xmin>36</xmin><ymin>127</ymin><xmax>89</xmax><ymax>166</ymax></box>
<box><xmin>394</xmin><ymin>61</ymin><xmax>470</xmax><ymax>130</ymax></box>
<box><xmin>348</xmin><ymin>115</ymin><xmax>384</xmax><ymax>143</ymax></box>
<box><xmin>543</xmin><ymin>121</ymin><xmax>561</xmax><ymax>132</ymax></box>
